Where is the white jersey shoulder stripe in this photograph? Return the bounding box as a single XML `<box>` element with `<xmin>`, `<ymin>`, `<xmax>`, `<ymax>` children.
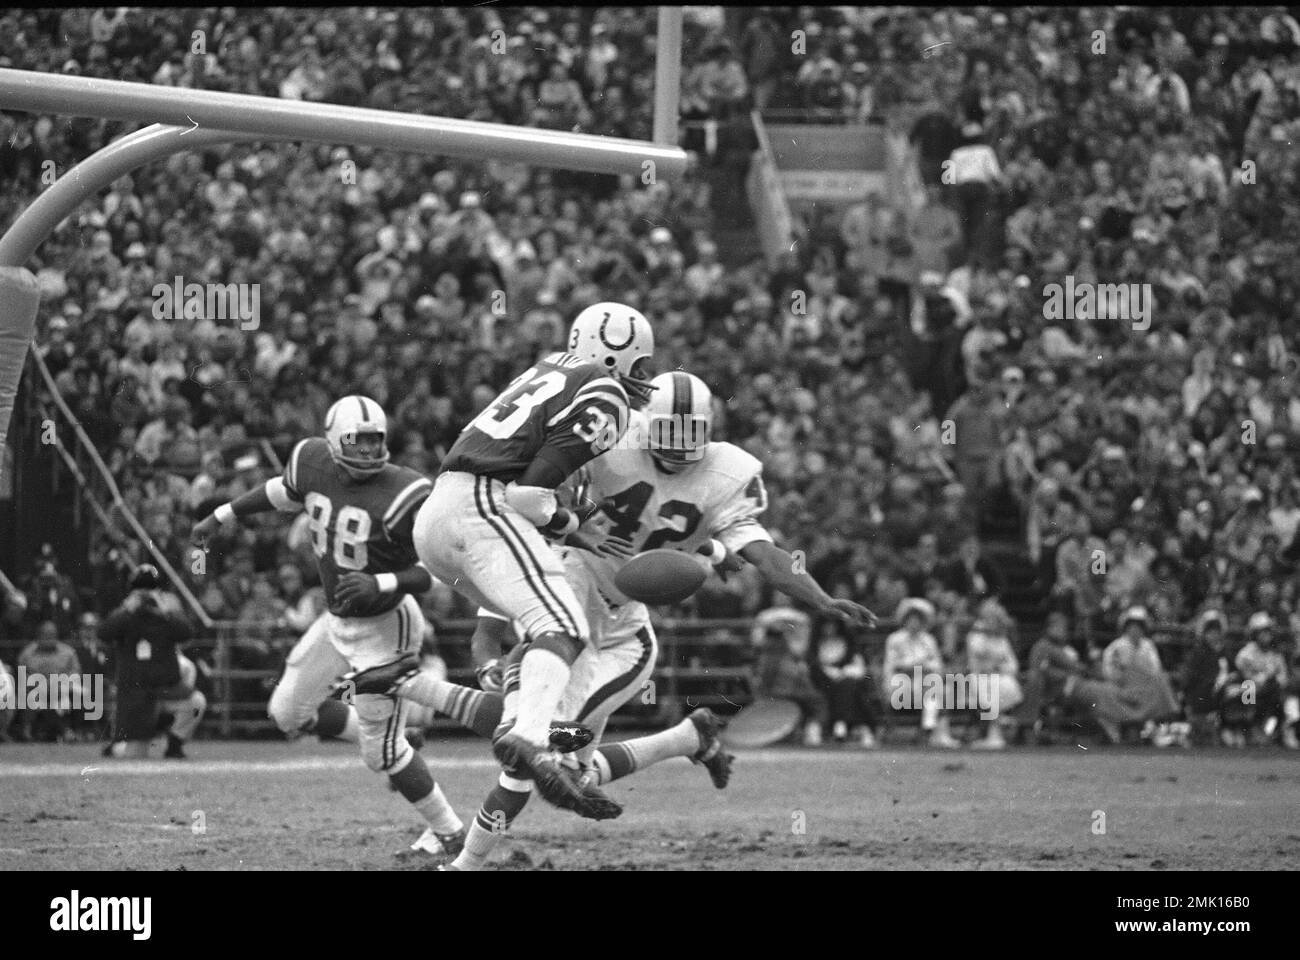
<box><xmin>383</xmin><ymin>477</ymin><xmax>433</xmax><ymax>531</ymax></box>
<box><xmin>286</xmin><ymin>438</ymin><xmax>312</xmax><ymax>494</ymax></box>
<box><xmin>545</xmin><ymin>377</ymin><xmax>629</xmax><ymax>428</ymax></box>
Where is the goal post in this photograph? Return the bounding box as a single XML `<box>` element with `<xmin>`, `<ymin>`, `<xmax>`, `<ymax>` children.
<box><xmin>0</xmin><ymin>63</ymin><xmax>687</xmax><ymax>451</ymax></box>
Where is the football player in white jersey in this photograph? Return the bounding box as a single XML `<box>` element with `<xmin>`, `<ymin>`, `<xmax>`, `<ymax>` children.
<box><xmin>436</xmin><ymin>371</ymin><xmax>876</xmax><ymax>869</ymax></box>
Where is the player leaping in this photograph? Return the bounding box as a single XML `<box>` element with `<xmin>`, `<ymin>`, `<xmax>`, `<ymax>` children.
<box><xmin>192</xmin><ymin>396</ymin><xmax>468</xmax><ymax>852</ymax></box>
<box><xmin>346</xmin><ymin>302</ymin><xmax>655</xmax><ymax>820</ymax></box>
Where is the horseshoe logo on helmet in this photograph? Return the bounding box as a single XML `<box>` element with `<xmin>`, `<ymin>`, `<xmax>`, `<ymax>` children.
<box><xmin>599</xmin><ymin>312</ymin><xmax>637</xmax><ymax>350</ymax></box>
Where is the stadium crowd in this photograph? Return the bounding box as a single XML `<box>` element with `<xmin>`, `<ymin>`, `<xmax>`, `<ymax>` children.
<box><xmin>2</xmin><ymin>7</ymin><xmax>1299</xmax><ymax>748</ymax></box>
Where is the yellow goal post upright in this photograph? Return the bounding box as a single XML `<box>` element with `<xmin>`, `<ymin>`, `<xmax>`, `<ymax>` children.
<box><xmin>0</xmin><ymin>8</ymin><xmax>684</xmax><ymax>508</ymax></box>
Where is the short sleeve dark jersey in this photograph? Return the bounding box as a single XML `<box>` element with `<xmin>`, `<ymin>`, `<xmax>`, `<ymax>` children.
<box><xmin>282</xmin><ymin>438</ymin><xmax>431</xmax><ymax>617</ymax></box>
<box><xmin>439</xmin><ymin>352</ymin><xmax>632</xmax><ymax>483</ymax></box>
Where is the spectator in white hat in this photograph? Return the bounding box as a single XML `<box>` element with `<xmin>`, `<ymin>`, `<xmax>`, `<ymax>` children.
<box><xmin>1102</xmin><ymin>606</ymin><xmax>1181</xmax><ymax>741</ymax></box>
<box><xmin>884</xmin><ymin>598</ymin><xmax>959</xmax><ymax>748</ymax></box>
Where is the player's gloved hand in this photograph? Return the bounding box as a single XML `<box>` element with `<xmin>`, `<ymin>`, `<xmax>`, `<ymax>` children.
<box><xmin>335</xmin><ymin>572</ymin><xmax>382</xmax><ymax>611</ymax></box>
<box><xmin>476</xmin><ymin>658</ymin><xmax>503</xmax><ymax>693</ymax></box>
<box><xmin>191</xmin><ymin>514</ymin><xmax>222</xmax><ymax>546</ymax></box>
<box><xmin>820</xmin><ymin>597</ymin><xmax>878</xmax><ymax>628</ymax></box>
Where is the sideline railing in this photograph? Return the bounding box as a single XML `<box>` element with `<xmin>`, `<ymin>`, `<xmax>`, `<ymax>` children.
<box><xmin>28</xmin><ymin>348</ymin><xmax>212</xmax><ymax>628</ymax></box>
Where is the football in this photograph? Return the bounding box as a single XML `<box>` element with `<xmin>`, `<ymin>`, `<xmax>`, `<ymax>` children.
<box><xmin>614</xmin><ymin>549</ymin><xmax>709</xmax><ymax>604</ymax></box>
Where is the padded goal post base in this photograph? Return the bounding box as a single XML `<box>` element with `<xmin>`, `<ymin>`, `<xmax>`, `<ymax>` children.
<box><xmin>0</xmin><ymin>266</ymin><xmax>41</xmax><ymax>453</ymax></box>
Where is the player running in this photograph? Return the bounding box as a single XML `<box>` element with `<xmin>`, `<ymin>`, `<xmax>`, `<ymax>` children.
<box><xmin>192</xmin><ymin>396</ymin><xmax>468</xmax><ymax>853</ymax></box>
<box><xmin>347</xmin><ymin>303</ymin><xmax>655</xmax><ymax>820</ymax></box>
<box><xmin>374</xmin><ymin>370</ymin><xmax>877</xmax><ymax>869</ymax></box>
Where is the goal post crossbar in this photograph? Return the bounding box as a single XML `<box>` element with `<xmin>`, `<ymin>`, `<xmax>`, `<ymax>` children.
<box><xmin>0</xmin><ymin>67</ymin><xmax>686</xmax><ymax>182</ymax></box>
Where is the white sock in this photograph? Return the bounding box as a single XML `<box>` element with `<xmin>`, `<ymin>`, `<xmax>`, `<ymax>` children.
<box><xmin>398</xmin><ymin>673</ymin><xmax>458</xmax><ymax>712</ymax></box>
<box><xmin>452</xmin><ymin>818</ymin><xmax>500</xmax><ymax>872</ymax></box>
<box><xmin>595</xmin><ymin>719</ymin><xmax>700</xmax><ymax>783</ymax></box>
<box><xmin>412</xmin><ymin>783</ymin><xmax>462</xmax><ymax>835</ymax></box>
<box><xmin>339</xmin><ymin>707</ymin><xmax>360</xmax><ymax>743</ymax></box>
<box><xmin>514</xmin><ymin>649</ymin><xmax>570</xmax><ymax>744</ymax></box>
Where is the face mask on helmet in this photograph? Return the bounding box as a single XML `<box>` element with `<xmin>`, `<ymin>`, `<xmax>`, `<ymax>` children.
<box><xmin>335</xmin><ymin>430</ymin><xmax>388</xmax><ymax>478</ymax></box>
<box><xmin>325</xmin><ymin>396</ymin><xmax>390</xmax><ymax>480</ymax></box>
<box><xmin>645</xmin><ymin>371</ymin><xmax>712</xmax><ymax>472</ymax></box>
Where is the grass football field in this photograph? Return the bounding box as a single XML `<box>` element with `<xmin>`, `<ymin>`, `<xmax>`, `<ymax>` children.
<box><xmin>3</xmin><ymin>736</ymin><xmax>1297</xmax><ymax>870</ymax></box>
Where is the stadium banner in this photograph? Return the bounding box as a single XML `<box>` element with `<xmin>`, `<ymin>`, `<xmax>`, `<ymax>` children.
<box><xmin>763</xmin><ymin>123</ymin><xmax>889</xmax><ymax>210</ymax></box>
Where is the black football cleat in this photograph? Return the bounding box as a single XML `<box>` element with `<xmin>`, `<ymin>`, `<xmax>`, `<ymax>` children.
<box><xmin>687</xmin><ymin>708</ymin><xmax>734</xmax><ymax>789</ymax></box>
<box><xmin>163</xmin><ymin>734</ymin><xmax>187</xmax><ymax>759</ymax></box>
<box><xmin>338</xmin><ymin>654</ymin><xmax>421</xmax><ymax>696</ymax></box>
<box><xmin>492</xmin><ymin>730</ymin><xmax>622</xmax><ymax>821</ymax></box>
<box><xmin>436</xmin><ymin>826</ymin><xmax>466</xmax><ymax>857</ymax></box>
<box><xmin>548</xmin><ymin>720</ymin><xmax>594</xmax><ymax>753</ymax></box>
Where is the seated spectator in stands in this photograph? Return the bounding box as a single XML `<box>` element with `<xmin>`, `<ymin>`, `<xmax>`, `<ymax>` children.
<box><xmin>883</xmin><ymin>598</ymin><xmax>959</xmax><ymax>748</ymax></box>
<box><xmin>940</xmin><ymin>533</ymin><xmax>998</xmax><ymax>602</ymax></box>
<box><xmin>16</xmin><ymin>620</ymin><xmax>83</xmax><ymax>742</ymax></box>
<box><xmin>237</xmin><ymin>575</ymin><xmax>288</xmax><ymax>643</ymax></box>
<box><xmin>70</xmin><ymin>611</ymin><xmax>111</xmax><ymax>740</ymax></box>
<box><xmin>965</xmin><ymin>602</ymin><xmax>1022</xmax><ymax>750</ymax></box>
<box><xmin>1101</xmin><ymin>606</ymin><xmax>1182</xmax><ymax>742</ymax></box>
<box><xmin>277</xmin><ymin>562</ymin><xmax>325</xmax><ymax>633</ymax></box>
<box><xmin>1234</xmin><ymin>611</ymin><xmax>1299</xmax><ymax>749</ymax></box>
<box><xmin>1025</xmin><ymin>610</ymin><xmax>1153</xmax><ymax>744</ymax></box>
<box><xmin>752</xmin><ymin>607</ymin><xmax>827</xmax><ymax>746</ymax></box>
<box><xmin>21</xmin><ymin>548</ymin><xmax>80</xmax><ymax>634</ymax></box>
<box><xmin>811</xmin><ymin>624</ymin><xmax>881</xmax><ymax>749</ymax></box>
<box><xmin>1179</xmin><ymin>609</ymin><xmax>1233</xmax><ymax>747</ymax></box>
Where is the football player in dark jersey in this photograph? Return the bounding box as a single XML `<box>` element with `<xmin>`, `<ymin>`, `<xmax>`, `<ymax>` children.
<box><xmin>193</xmin><ymin>396</ymin><xmax>469</xmax><ymax>852</ymax></box>
<box><xmin>347</xmin><ymin>302</ymin><xmax>654</xmax><ymax>822</ymax></box>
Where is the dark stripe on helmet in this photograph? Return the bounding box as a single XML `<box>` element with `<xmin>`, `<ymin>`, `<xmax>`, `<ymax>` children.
<box><xmin>356</xmin><ymin>396</ymin><xmax>369</xmax><ymax>421</ymax></box>
<box><xmin>672</xmin><ymin>372</ymin><xmax>692</xmax><ymax>420</ymax></box>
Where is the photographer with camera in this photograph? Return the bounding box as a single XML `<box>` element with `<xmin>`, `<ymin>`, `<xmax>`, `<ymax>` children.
<box><xmin>99</xmin><ymin>564</ymin><xmax>205</xmax><ymax>759</ymax></box>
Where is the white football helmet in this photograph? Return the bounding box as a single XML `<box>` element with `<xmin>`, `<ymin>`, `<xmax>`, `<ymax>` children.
<box><xmin>324</xmin><ymin>395</ymin><xmax>389</xmax><ymax>479</ymax></box>
<box><xmin>567</xmin><ymin>301</ymin><xmax>656</xmax><ymax>405</ymax></box>
<box><xmin>644</xmin><ymin>371</ymin><xmax>712</xmax><ymax>472</ymax></box>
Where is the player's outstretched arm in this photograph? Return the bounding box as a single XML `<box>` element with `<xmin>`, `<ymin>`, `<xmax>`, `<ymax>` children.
<box><xmin>737</xmin><ymin>540</ymin><xmax>877</xmax><ymax>628</ymax></box>
<box><xmin>192</xmin><ymin>477</ymin><xmax>300</xmax><ymax>545</ymax></box>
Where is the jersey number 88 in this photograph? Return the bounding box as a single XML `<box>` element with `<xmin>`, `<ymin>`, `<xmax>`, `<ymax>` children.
<box><xmin>305</xmin><ymin>492</ymin><xmax>370</xmax><ymax>570</ymax></box>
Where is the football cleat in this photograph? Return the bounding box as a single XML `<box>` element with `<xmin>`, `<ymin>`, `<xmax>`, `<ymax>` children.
<box><xmin>410</xmin><ymin>826</ymin><xmax>466</xmax><ymax>857</ymax></box>
<box><xmin>338</xmin><ymin>653</ymin><xmax>421</xmax><ymax>696</ymax></box>
<box><xmin>492</xmin><ymin>729</ymin><xmax>622</xmax><ymax>821</ymax></box>
<box><xmin>644</xmin><ymin>371</ymin><xmax>712</xmax><ymax>472</ymax></box>
<box><xmin>687</xmin><ymin>708</ymin><xmax>734</xmax><ymax>789</ymax></box>
<box><xmin>548</xmin><ymin>720</ymin><xmax>595</xmax><ymax>753</ymax></box>
<box><xmin>324</xmin><ymin>395</ymin><xmax>390</xmax><ymax>479</ymax></box>
<box><xmin>163</xmin><ymin>734</ymin><xmax>187</xmax><ymax>759</ymax></box>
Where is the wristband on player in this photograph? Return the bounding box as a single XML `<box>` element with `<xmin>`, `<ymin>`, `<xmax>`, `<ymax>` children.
<box><xmin>541</xmin><ymin>508</ymin><xmax>580</xmax><ymax>537</ymax></box>
<box><xmin>214</xmin><ymin>503</ymin><xmax>237</xmax><ymax>525</ymax></box>
<box><xmin>698</xmin><ymin>539</ymin><xmax>727</xmax><ymax>565</ymax></box>
<box><xmin>374</xmin><ymin>573</ymin><xmax>399</xmax><ymax>594</ymax></box>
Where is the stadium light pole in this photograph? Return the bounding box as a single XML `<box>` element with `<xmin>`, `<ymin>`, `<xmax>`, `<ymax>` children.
<box><xmin>653</xmin><ymin>6</ymin><xmax>684</xmax><ymax>146</ymax></box>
